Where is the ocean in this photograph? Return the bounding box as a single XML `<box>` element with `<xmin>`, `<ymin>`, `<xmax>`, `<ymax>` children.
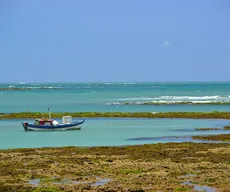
<box><xmin>1</xmin><ymin>82</ymin><xmax>230</xmax><ymax>113</ymax></box>
<box><xmin>0</xmin><ymin>82</ymin><xmax>230</xmax><ymax>149</ymax></box>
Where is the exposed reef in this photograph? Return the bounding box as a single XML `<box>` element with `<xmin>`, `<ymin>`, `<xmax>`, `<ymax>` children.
<box><xmin>0</xmin><ymin>141</ymin><xmax>230</xmax><ymax>191</ymax></box>
<box><xmin>1</xmin><ymin>111</ymin><xmax>230</xmax><ymax>119</ymax></box>
<box><xmin>195</xmin><ymin>128</ymin><xmax>222</xmax><ymax>131</ymax></box>
<box><xmin>193</xmin><ymin>134</ymin><xmax>230</xmax><ymax>142</ymax></box>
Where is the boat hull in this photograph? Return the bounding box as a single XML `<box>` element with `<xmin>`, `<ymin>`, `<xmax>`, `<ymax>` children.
<box><xmin>22</xmin><ymin>120</ymin><xmax>84</xmax><ymax>131</ymax></box>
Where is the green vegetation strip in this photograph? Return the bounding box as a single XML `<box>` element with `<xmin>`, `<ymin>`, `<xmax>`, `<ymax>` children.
<box><xmin>192</xmin><ymin>134</ymin><xmax>230</xmax><ymax>142</ymax></box>
<box><xmin>223</xmin><ymin>126</ymin><xmax>230</xmax><ymax>130</ymax></box>
<box><xmin>1</xmin><ymin>111</ymin><xmax>230</xmax><ymax>119</ymax></box>
<box><xmin>195</xmin><ymin>128</ymin><xmax>221</xmax><ymax>131</ymax></box>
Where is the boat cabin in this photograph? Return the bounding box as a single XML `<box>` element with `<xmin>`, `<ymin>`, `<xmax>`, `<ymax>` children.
<box><xmin>62</xmin><ymin>116</ymin><xmax>72</xmax><ymax>124</ymax></box>
<box><xmin>34</xmin><ymin>118</ymin><xmax>53</xmax><ymax>125</ymax></box>
<box><xmin>34</xmin><ymin>116</ymin><xmax>73</xmax><ymax>125</ymax></box>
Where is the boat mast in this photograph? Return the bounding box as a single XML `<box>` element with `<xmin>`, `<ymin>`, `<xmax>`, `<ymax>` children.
<box><xmin>48</xmin><ymin>108</ymin><xmax>51</xmax><ymax>119</ymax></box>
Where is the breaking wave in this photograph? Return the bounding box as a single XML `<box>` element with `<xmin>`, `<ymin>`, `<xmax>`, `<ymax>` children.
<box><xmin>107</xmin><ymin>95</ymin><xmax>230</xmax><ymax>105</ymax></box>
<box><xmin>23</xmin><ymin>86</ymin><xmax>62</xmax><ymax>89</ymax></box>
<box><xmin>0</xmin><ymin>86</ymin><xmax>63</xmax><ymax>90</ymax></box>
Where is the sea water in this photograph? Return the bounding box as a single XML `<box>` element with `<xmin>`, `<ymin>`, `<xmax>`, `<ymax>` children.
<box><xmin>0</xmin><ymin>118</ymin><xmax>230</xmax><ymax>149</ymax></box>
<box><xmin>1</xmin><ymin>82</ymin><xmax>230</xmax><ymax>113</ymax></box>
<box><xmin>0</xmin><ymin>82</ymin><xmax>230</xmax><ymax>149</ymax></box>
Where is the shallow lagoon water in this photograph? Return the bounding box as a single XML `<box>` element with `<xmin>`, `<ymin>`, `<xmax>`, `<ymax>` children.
<box><xmin>0</xmin><ymin>118</ymin><xmax>230</xmax><ymax>149</ymax></box>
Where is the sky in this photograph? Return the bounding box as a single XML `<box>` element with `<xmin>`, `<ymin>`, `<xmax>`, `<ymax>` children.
<box><xmin>1</xmin><ymin>0</ymin><xmax>230</xmax><ymax>82</ymax></box>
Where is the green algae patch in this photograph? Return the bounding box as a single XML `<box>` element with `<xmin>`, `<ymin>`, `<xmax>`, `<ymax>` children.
<box><xmin>223</xmin><ymin>126</ymin><xmax>230</xmax><ymax>130</ymax></box>
<box><xmin>32</xmin><ymin>187</ymin><xmax>65</xmax><ymax>192</ymax></box>
<box><xmin>1</xmin><ymin>111</ymin><xmax>230</xmax><ymax>119</ymax></box>
<box><xmin>119</xmin><ymin>168</ymin><xmax>142</xmax><ymax>175</ymax></box>
<box><xmin>175</xmin><ymin>187</ymin><xmax>191</xmax><ymax>191</ymax></box>
<box><xmin>192</xmin><ymin>134</ymin><xmax>230</xmax><ymax>142</ymax></box>
<box><xmin>1</xmin><ymin>143</ymin><xmax>230</xmax><ymax>191</ymax></box>
<box><xmin>195</xmin><ymin>128</ymin><xmax>221</xmax><ymax>131</ymax></box>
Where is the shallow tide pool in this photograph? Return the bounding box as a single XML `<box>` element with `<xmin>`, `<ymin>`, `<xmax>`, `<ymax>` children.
<box><xmin>0</xmin><ymin>118</ymin><xmax>230</xmax><ymax>149</ymax></box>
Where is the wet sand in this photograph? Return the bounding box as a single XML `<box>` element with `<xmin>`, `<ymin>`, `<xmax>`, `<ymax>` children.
<box><xmin>0</xmin><ymin>134</ymin><xmax>230</xmax><ymax>191</ymax></box>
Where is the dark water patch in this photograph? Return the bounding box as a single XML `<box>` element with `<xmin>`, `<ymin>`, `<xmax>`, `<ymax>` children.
<box><xmin>181</xmin><ymin>181</ymin><xmax>216</xmax><ymax>192</ymax></box>
<box><xmin>127</xmin><ymin>135</ymin><xmax>230</xmax><ymax>144</ymax></box>
<box><xmin>127</xmin><ymin>136</ymin><xmax>194</xmax><ymax>142</ymax></box>
<box><xmin>127</xmin><ymin>137</ymin><xmax>163</xmax><ymax>141</ymax></box>
<box><xmin>28</xmin><ymin>177</ymin><xmax>111</xmax><ymax>186</ymax></box>
<box><xmin>195</xmin><ymin>128</ymin><xmax>221</xmax><ymax>131</ymax></box>
<box><xmin>173</xmin><ymin>129</ymin><xmax>197</xmax><ymax>132</ymax></box>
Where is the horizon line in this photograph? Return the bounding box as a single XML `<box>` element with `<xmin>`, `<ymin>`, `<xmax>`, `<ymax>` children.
<box><xmin>1</xmin><ymin>80</ymin><xmax>230</xmax><ymax>84</ymax></box>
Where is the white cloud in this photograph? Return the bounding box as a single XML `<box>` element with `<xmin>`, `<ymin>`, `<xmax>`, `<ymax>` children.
<box><xmin>159</xmin><ymin>40</ymin><xmax>170</xmax><ymax>47</ymax></box>
<box><xmin>163</xmin><ymin>41</ymin><xmax>170</xmax><ymax>46</ymax></box>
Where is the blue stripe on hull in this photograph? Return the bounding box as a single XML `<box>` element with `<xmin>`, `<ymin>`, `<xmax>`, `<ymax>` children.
<box><xmin>26</xmin><ymin>126</ymin><xmax>81</xmax><ymax>131</ymax></box>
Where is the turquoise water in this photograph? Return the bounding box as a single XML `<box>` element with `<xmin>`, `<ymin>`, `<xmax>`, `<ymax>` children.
<box><xmin>1</xmin><ymin>82</ymin><xmax>230</xmax><ymax>113</ymax></box>
<box><xmin>0</xmin><ymin>118</ymin><xmax>230</xmax><ymax>149</ymax></box>
<box><xmin>1</xmin><ymin>82</ymin><xmax>230</xmax><ymax>149</ymax></box>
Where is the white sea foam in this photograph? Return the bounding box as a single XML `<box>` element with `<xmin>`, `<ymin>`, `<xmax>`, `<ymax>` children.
<box><xmin>104</xmin><ymin>82</ymin><xmax>114</xmax><ymax>84</ymax></box>
<box><xmin>123</xmin><ymin>82</ymin><xmax>136</xmax><ymax>85</ymax></box>
<box><xmin>106</xmin><ymin>102</ymin><xmax>121</xmax><ymax>105</ymax></box>
<box><xmin>22</xmin><ymin>86</ymin><xmax>62</xmax><ymax>89</ymax></box>
<box><xmin>107</xmin><ymin>100</ymin><xmax>228</xmax><ymax>105</ymax></box>
<box><xmin>190</xmin><ymin>101</ymin><xmax>215</xmax><ymax>103</ymax></box>
<box><xmin>158</xmin><ymin>96</ymin><xmax>220</xmax><ymax>100</ymax></box>
<box><xmin>18</xmin><ymin>82</ymin><xmax>26</xmax><ymax>84</ymax></box>
<box><xmin>150</xmin><ymin>101</ymin><xmax>175</xmax><ymax>103</ymax></box>
<box><xmin>116</xmin><ymin>95</ymin><xmax>230</xmax><ymax>103</ymax></box>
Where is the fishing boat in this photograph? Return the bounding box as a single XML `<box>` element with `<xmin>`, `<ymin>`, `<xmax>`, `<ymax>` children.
<box><xmin>22</xmin><ymin>109</ymin><xmax>85</xmax><ymax>131</ymax></box>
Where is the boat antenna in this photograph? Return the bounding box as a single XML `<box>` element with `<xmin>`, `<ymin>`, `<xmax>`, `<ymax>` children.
<box><xmin>48</xmin><ymin>108</ymin><xmax>51</xmax><ymax>119</ymax></box>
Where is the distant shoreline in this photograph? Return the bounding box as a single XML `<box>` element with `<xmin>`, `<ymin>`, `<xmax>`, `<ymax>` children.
<box><xmin>1</xmin><ymin>111</ymin><xmax>230</xmax><ymax>119</ymax></box>
<box><xmin>0</xmin><ymin>87</ymin><xmax>62</xmax><ymax>90</ymax></box>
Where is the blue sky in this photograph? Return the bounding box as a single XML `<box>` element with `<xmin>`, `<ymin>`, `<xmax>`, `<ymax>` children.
<box><xmin>1</xmin><ymin>0</ymin><xmax>230</xmax><ymax>82</ymax></box>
